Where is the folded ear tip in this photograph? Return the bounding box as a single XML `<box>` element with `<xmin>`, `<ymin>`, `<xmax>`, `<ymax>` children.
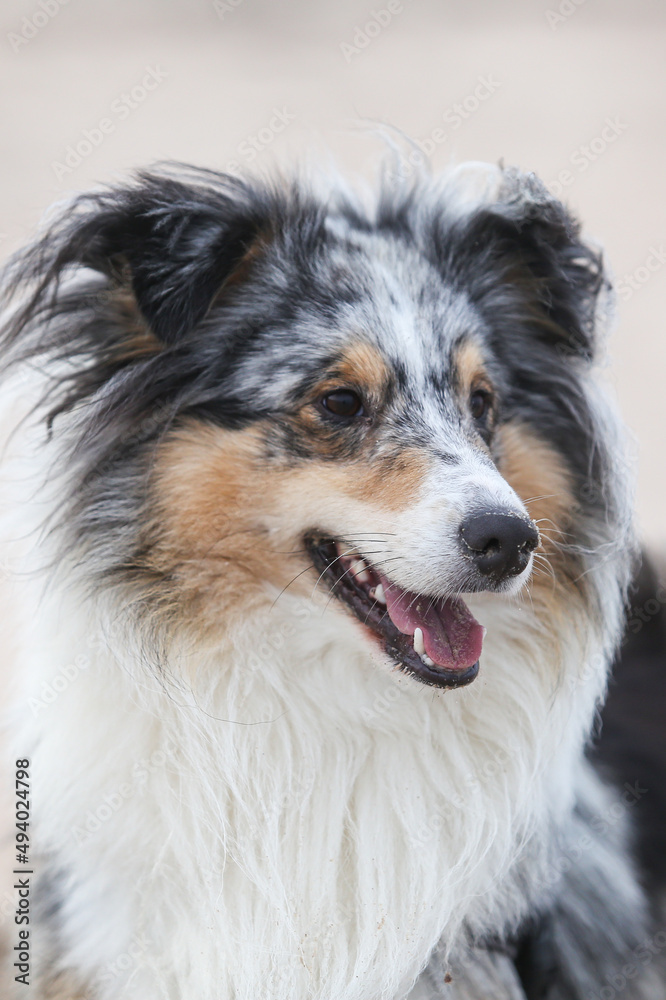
<box><xmin>97</xmin><ymin>183</ymin><xmax>272</xmax><ymax>345</ymax></box>
<box><xmin>451</xmin><ymin>175</ymin><xmax>606</xmax><ymax>362</ymax></box>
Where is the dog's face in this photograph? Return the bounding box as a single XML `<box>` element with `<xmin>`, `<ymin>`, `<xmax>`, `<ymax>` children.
<box><xmin>5</xmin><ymin>165</ymin><xmax>609</xmax><ymax>688</ymax></box>
<box><xmin>151</xmin><ymin>232</ymin><xmax>542</xmax><ymax>687</ymax></box>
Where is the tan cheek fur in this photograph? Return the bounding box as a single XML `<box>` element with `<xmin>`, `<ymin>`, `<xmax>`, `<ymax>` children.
<box><xmin>146</xmin><ymin>420</ymin><xmax>431</xmax><ymax>631</ymax></box>
<box><xmin>147</xmin><ymin>424</ymin><xmax>282</xmax><ymax>627</ymax></box>
<box><xmin>496</xmin><ymin>420</ymin><xmax>584</xmax><ymax>603</ymax></box>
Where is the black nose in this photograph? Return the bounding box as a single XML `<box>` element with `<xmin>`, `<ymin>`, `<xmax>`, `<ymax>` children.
<box><xmin>460</xmin><ymin>511</ymin><xmax>539</xmax><ymax>582</ymax></box>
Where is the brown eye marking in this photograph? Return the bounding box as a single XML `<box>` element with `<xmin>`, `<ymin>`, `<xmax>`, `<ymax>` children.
<box><xmin>320</xmin><ymin>388</ymin><xmax>365</xmax><ymax>420</ymax></box>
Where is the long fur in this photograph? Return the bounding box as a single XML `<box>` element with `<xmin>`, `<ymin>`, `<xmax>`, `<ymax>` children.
<box><xmin>0</xmin><ymin>160</ymin><xmax>660</xmax><ymax>999</ymax></box>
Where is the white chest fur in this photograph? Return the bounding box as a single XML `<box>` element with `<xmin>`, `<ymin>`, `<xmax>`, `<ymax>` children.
<box><xmin>10</xmin><ymin>578</ymin><xmax>613</xmax><ymax>1000</ymax></box>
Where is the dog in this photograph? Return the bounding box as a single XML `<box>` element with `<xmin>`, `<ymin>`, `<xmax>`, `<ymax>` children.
<box><xmin>0</xmin><ymin>160</ymin><xmax>663</xmax><ymax>999</ymax></box>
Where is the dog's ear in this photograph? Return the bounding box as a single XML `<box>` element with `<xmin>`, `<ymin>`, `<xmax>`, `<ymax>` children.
<box><xmin>455</xmin><ymin>169</ymin><xmax>609</xmax><ymax>360</ymax></box>
<box><xmin>16</xmin><ymin>170</ymin><xmax>270</xmax><ymax>347</ymax></box>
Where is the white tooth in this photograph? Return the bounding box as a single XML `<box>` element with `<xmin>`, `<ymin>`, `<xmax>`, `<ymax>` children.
<box><xmin>421</xmin><ymin>654</ymin><xmax>435</xmax><ymax>667</ymax></box>
<box><xmin>413</xmin><ymin>627</ymin><xmax>425</xmax><ymax>656</ymax></box>
<box><xmin>373</xmin><ymin>583</ymin><xmax>386</xmax><ymax>605</ymax></box>
<box><xmin>351</xmin><ymin>559</ymin><xmax>370</xmax><ymax>583</ymax></box>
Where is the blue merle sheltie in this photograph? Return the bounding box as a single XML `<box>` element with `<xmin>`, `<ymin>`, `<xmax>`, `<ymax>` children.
<box><xmin>0</xmin><ymin>160</ymin><xmax>664</xmax><ymax>999</ymax></box>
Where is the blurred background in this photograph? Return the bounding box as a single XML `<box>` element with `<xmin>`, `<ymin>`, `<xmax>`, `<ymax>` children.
<box><xmin>0</xmin><ymin>0</ymin><xmax>665</xmax><ymax>969</ymax></box>
<box><xmin>0</xmin><ymin>0</ymin><xmax>664</xmax><ymax>554</ymax></box>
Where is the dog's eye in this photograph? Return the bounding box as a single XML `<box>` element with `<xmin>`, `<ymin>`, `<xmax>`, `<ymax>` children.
<box><xmin>320</xmin><ymin>389</ymin><xmax>365</xmax><ymax>420</ymax></box>
<box><xmin>469</xmin><ymin>389</ymin><xmax>492</xmax><ymax>422</ymax></box>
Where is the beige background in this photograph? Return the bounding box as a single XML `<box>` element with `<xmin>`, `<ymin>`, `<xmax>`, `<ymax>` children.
<box><xmin>0</xmin><ymin>0</ymin><xmax>664</xmax><ymax>552</ymax></box>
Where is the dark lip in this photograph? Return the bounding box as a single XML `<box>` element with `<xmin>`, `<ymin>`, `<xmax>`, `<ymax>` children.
<box><xmin>304</xmin><ymin>534</ymin><xmax>480</xmax><ymax>690</ymax></box>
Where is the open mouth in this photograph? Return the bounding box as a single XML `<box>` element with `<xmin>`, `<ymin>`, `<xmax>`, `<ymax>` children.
<box><xmin>305</xmin><ymin>535</ymin><xmax>484</xmax><ymax>689</ymax></box>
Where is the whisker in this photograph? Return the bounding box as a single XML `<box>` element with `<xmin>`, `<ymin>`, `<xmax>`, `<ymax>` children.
<box><xmin>337</xmin><ymin>531</ymin><xmax>397</xmax><ymax>537</ymax></box>
<box><xmin>270</xmin><ymin>563</ymin><xmax>317</xmax><ymax>611</ymax></box>
<box><xmin>319</xmin><ymin>562</ymin><xmax>371</xmax><ymax>616</ymax></box>
<box><xmin>532</xmin><ymin>551</ymin><xmax>558</xmax><ymax>588</ymax></box>
<box><xmin>533</xmin><ymin>517</ymin><xmax>568</xmax><ymax>535</ymax></box>
<box><xmin>273</xmin><ymin>543</ymin><xmax>391</xmax><ymax>557</ymax></box>
<box><xmin>522</xmin><ymin>494</ymin><xmax>563</xmax><ymax>505</ymax></box>
<box><xmin>309</xmin><ymin>544</ymin><xmax>375</xmax><ymax>602</ymax></box>
<box><xmin>535</xmin><ymin>533</ymin><xmax>566</xmax><ymax>549</ymax></box>
<box><xmin>372</xmin><ymin>555</ymin><xmax>405</xmax><ymax>571</ymax></box>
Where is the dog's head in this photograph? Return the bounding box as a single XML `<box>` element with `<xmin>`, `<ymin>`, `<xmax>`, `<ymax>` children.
<box><xmin>2</xmin><ymin>163</ymin><xmax>619</xmax><ymax>688</ymax></box>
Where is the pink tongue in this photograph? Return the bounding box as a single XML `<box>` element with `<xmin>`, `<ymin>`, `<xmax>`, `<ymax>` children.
<box><xmin>378</xmin><ymin>573</ymin><xmax>484</xmax><ymax>671</ymax></box>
